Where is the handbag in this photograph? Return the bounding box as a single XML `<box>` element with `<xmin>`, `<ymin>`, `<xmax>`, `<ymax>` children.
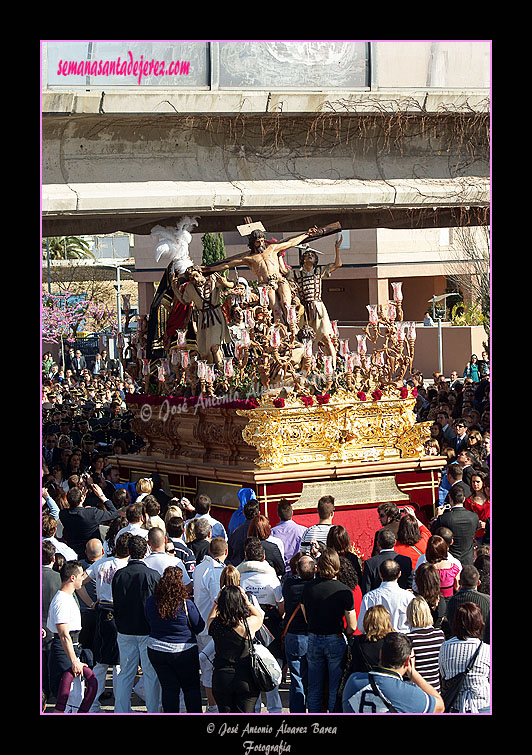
<box><xmin>280</xmin><ymin>603</ymin><xmax>302</xmax><ymax>651</ymax></box>
<box><xmin>244</xmin><ymin>618</ymin><xmax>281</xmax><ymax>692</ymax></box>
<box><xmin>441</xmin><ymin>640</ymin><xmax>483</xmax><ymax>713</ymax></box>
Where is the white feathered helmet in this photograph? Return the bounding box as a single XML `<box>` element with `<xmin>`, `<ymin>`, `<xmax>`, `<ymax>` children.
<box><xmin>151</xmin><ymin>216</ymin><xmax>199</xmax><ymax>275</ymax></box>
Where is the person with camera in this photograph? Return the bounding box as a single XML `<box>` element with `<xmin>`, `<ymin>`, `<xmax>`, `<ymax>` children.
<box><xmin>431</xmin><ymin>485</ymin><xmax>479</xmax><ymax>566</ymax></box>
<box><xmin>58</xmin><ymin>479</ymin><xmax>120</xmax><ymax>560</ymax></box>
<box><xmin>342</xmin><ymin>631</ymin><xmax>444</xmax><ymax>713</ymax></box>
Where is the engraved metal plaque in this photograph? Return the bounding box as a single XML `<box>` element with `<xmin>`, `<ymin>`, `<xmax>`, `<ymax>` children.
<box><xmin>292</xmin><ymin>476</ymin><xmax>409</xmax><ymax>510</ymax></box>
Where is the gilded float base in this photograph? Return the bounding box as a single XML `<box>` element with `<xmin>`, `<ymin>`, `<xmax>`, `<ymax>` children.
<box><xmin>236</xmin><ymin>388</ymin><xmax>431</xmax><ymax>470</ymax></box>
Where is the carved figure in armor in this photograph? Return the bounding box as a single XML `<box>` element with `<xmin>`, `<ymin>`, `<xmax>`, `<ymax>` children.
<box><xmin>172</xmin><ymin>267</ymin><xmax>234</xmax><ymax>367</ymax></box>
<box><xmin>294</xmin><ymin>235</ymin><xmax>343</xmax><ymax>366</ymax></box>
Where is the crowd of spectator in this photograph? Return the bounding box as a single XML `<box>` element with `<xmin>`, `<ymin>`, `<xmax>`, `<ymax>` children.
<box><xmin>42</xmin><ymin>352</ymin><xmax>490</xmax><ymax>715</ymax></box>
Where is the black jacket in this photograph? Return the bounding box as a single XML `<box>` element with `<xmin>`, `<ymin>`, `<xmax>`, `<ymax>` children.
<box><xmin>361</xmin><ymin>549</ymin><xmax>413</xmax><ymax>594</ymax></box>
<box><xmin>431</xmin><ymin>505</ymin><xmax>479</xmax><ymax>565</ymax></box>
<box><xmin>445</xmin><ymin>588</ymin><xmax>490</xmax><ymax>643</ymax></box>
<box><xmin>261</xmin><ymin>540</ymin><xmax>285</xmax><ymax>578</ymax></box>
<box><xmin>59</xmin><ymin>500</ymin><xmax>119</xmax><ymax>559</ymax></box>
<box><xmin>112</xmin><ymin>560</ymin><xmax>160</xmax><ymax>635</ymax></box>
<box><xmin>227</xmin><ymin>520</ymin><xmax>251</xmax><ymax>567</ymax></box>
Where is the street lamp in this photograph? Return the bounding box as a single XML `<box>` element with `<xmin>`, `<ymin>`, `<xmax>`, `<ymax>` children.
<box><xmin>427</xmin><ymin>293</ymin><xmax>460</xmax><ymax>374</ymax></box>
<box><xmin>99</xmin><ymin>263</ymin><xmax>131</xmax><ymax>378</ymax></box>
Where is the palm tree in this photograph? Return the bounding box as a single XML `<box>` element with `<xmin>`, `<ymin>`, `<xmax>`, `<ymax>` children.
<box><xmin>42</xmin><ymin>236</ymin><xmax>95</xmax><ymax>260</ymax></box>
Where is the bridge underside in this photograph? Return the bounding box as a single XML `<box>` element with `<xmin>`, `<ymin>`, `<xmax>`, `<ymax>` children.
<box><xmin>42</xmin><ymin>200</ymin><xmax>489</xmax><ymax>238</ymax></box>
<box><xmin>42</xmin><ymin>107</ymin><xmax>489</xmax><ymax>237</ymax></box>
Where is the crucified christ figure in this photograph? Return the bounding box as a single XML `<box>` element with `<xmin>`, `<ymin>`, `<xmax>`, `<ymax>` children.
<box><xmin>201</xmin><ymin>224</ymin><xmax>329</xmax><ymax>323</ymax></box>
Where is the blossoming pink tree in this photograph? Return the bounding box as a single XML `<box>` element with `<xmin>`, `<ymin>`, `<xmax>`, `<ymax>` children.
<box><xmin>42</xmin><ymin>290</ymin><xmax>118</xmax><ymax>366</ymax></box>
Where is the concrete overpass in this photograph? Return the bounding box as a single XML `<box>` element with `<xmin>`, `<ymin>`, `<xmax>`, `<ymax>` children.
<box><xmin>41</xmin><ymin>41</ymin><xmax>490</xmax><ymax>239</ymax></box>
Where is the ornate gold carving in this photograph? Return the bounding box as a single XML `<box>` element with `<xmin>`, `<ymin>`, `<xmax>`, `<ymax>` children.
<box><xmin>237</xmin><ymin>387</ymin><xmax>426</xmax><ymax>469</ymax></box>
<box><xmin>393</xmin><ymin>419</ymin><xmax>432</xmax><ymax>459</ymax></box>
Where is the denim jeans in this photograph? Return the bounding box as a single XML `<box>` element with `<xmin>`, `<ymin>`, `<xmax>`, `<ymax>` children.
<box><xmin>89</xmin><ymin>663</ymin><xmax>120</xmax><ymax>712</ymax></box>
<box><xmin>284</xmin><ymin>633</ymin><xmax>308</xmax><ymax>713</ymax></box>
<box><xmin>254</xmin><ymin>685</ymin><xmax>283</xmax><ymax>713</ymax></box>
<box><xmin>115</xmin><ymin>633</ymin><xmax>161</xmax><ymax>713</ymax></box>
<box><xmin>306</xmin><ymin>633</ymin><xmax>347</xmax><ymax>713</ymax></box>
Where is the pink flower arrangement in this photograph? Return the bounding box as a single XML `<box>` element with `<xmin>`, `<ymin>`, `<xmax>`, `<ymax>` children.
<box><xmin>400</xmin><ymin>387</ymin><xmax>409</xmax><ymax>399</ymax></box>
<box><xmin>273</xmin><ymin>397</ymin><xmax>285</xmax><ymax>408</ymax></box>
<box><xmin>301</xmin><ymin>396</ymin><xmax>314</xmax><ymax>407</ymax></box>
<box><xmin>357</xmin><ymin>391</ymin><xmax>367</xmax><ymax>401</ymax></box>
<box><xmin>316</xmin><ymin>393</ymin><xmax>330</xmax><ymax>405</ymax></box>
<box><xmin>412</xmin><ymin>387</ymin><xmax>418</xmax><ymax>397</ymax></box>
<box><xmin>372</xmin><ymin>389</ymin><xmax>383</xmax><ymax>401</ymax></box>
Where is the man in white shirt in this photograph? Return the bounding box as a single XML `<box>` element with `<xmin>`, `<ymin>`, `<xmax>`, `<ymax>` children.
<box><xmin>47</xmin><ymin>560</ymin><xmax>87</xmax><ymax>713</ymax></box>
<box><xmin>77</xmin><ymin>532</ymin><xmax>130</xmax><ymax>711</ymax></box>
<box><xmin>357</xmin><ymin>559</ymin><xmax>414</xmax><ymax>634</ymax></box>
<box><xmin>115</xmin><ymin>502</ymin><xmax>149</xmax><ymax>541</ymax></box>
<box><xmin>42</xmin><ymin>511</ymin><xmax>78</xmax><ymax>561</ymax></box>
<box><xmin>192</xmin><ymin>537</ymin><xmax>228</xmax><ymax>713</ymax></box>
<box><xmin>143</xmin><ymin>527</ymin><xmax>192</xmax><ymax>589</ymax></box>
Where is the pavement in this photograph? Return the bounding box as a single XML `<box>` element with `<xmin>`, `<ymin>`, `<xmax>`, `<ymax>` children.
<box><xmin>43</xmin><ymin>666</ymin><xmax>292</xmax><ymax>714</ymax></box>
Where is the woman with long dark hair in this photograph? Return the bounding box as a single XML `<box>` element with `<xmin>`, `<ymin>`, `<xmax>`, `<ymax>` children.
<box><xmin>65</xmin><ymin>448</ymin><xmax>85</xmax><ymax>477</ymax></box>
<box><xmin>247</xmin><ymin>514</ymin><xmax>285</xmax><ymax>577</ymax></box>
<box><xmin>207</xmin><ymin>584</ymin><xmax>264</xmax><ymax>713</ymax></box>
<box><xmin>413</xmin><ymin>562</ymin><xmax>447</xmax><ymax>632</ymax></box>
<box><xmin>465</xmin><ymin>470</ymin><xmax>490</xmax><ymax>541</ymax></box>
<box><xmin>425</xmin><ymin>535</ymin><xmax>461</xmax><ymax>599</ymax></box>
<box><xmin>326</xmin><ymin>524</ymin><xmax>363</xmax><ymax>584</ymax></box>
<box><xmin>145</xmin><ymin>566</ymin><xmax>205</xmax><ymax>712</ymax></box>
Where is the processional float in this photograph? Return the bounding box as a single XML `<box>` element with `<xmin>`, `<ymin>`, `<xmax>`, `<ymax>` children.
<box><xmin>115</xmin><ymin>217</ymin><xmax>444</xmax><ymax>557</ymax></box>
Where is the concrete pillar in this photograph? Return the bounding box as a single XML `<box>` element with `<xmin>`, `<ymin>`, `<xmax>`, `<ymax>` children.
<box><xmin>368</xmin><ymin>278</ymin><xmax>390</xmax><ymax>308</ymax></box>
<box><xmin>137</xmin><ymin>281</ymin><xmax>154</xmax><ymax>317</ymax></box>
